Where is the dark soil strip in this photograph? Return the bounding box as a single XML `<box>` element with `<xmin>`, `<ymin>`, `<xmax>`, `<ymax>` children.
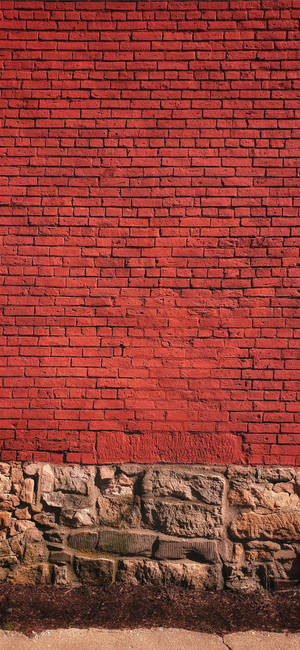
<box><xmin>0</xmin><ymin>585</ymin><xmax>299</xmax><ymax>637</ymax></box>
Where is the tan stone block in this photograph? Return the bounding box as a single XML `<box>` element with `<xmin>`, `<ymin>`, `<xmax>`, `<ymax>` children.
<box><xmin>24</xmin><ymin>463</ymin><xmax>38</xmax><ymax>477</ymax></box>
<box><xmin>230</xmin><ymin>511</ymin><xmax>300</xmax><ymax>541</ymax></box>
<box><xmin>143</xmin><ymin>468</ymin><xmax>225</xmax><ymax>505</ymax></box>
<box><xmin>11</xmin><ymin>467</ymin><xmax>23</xmax><ymax>494</ymax></box>
<box><xmin>33</xmin><ymin>512</ymin><xmax>56</xmax><ymax>527</ymax></box>
<box><xmin>228</xmin><ymin>487</ymin><xmax>256</xmax><ymax>507</ymax></box>
<box><xmin>8</xmin><ymin>564</ymin><xmax>48</xmax><ymax>585</ymax></box>
<box><xmin>0</xmin><ymin>540</ymin><xmax>18</xmax><ymax>568</ymax></box>
<box><xmin>38</xmin><ymin>562</ymin><xmax>52</xmax><ymax>584</ymax></box>
<box><xmin>0</xmin><ymin>474</ymin><xmax>11</xmax><ymax>495</ymax></box>
<box><xmin>0</xmin><ymin>511</ymin><xmax>11</xmax><ymax>528</ymax></box>
<box><xmin>9</xmin><ymin>537</ymin><xmax>24</xmax><ymax>561</ymax></box>
<box><xmin>73</xmin><ymin>509</ymin><xmax>94</xmax><ymax>526</ymax></box>
<box><xmin>9</xmin><ymin>519</ymin><xmax>35</xmax><ymax>536</ymax></box>
<box><xmin>54</xmin><ymin>466</ymin><xmax>90</xmax><ymax>495</ymax></box>
<box><xmin>97</xmin><ymin>494</ymin><xmax>141</xmax><ymax>528</ymax></box>
<box><xmin>98</xmin><ymin>466</ymin><xmax>115</xmax><ymax>481</ymax></box>
<box><xmin>23</xmin><ymin>541</ymin><xmax>48</xmax><ymax>566</ymax></box>
<box><xmin>15</xmin><ymin>507</ymin><xmax>31</xmax><ymax>520</ymax></box>
<box><xmin>229</xmin><ymin>483</ymin><xmax>299</xmax><ymax>511</ymax></box>
<box><xmin>116</xmin><ymin>558</ymin><xmax>223</xmax><ymax>590</ymax></box>
<box><xmin>143</xmin><ymin>499</ymin><xmax>223</xmax><ymax>538</ymax></box>
<box><xmin>38</xmin><ymin>464</ymin><xmax>54</xmax><ymax>495</ymax></box>
<box><xmin>0</xmin><ymin>463</ymin><xmax>10</xmax><ymax>477</ymax></box>
<box><xmin>74</xmin><ymin>556</ymin><xmax>115</xmax><ymax>584</ymax></box>
<box><xmin>20</xmin><ymin>478</ymin><xmax>35</xmax><ymax>505</ymax></box>
<box><xmin>68</xmin><ymin>531</ymin><xmax>98</xmax><ymax>553</ymax></box>
<box><xmin>97</xmin><ymin>529</ymin><xmax>156</xmax><ymax>556</ymax></box>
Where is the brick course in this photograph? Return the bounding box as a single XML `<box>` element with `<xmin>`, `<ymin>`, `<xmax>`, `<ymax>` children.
<box><xmin>0</xmin><ymin>0</ymin><xmax>299</xmax><ymax>465</ymax></box>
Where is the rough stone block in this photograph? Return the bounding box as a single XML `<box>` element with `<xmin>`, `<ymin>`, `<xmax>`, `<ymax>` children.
<box><xmin>73</xmin><ymin>509</ymin><xmax>94</xmax><ymax>527</ymax></box>
<box><xmin>50</xmin><ymin>550</ymin><xmax>73</xmax><ymax>565</ymax></box>
<box><xmin>0</xmin><ymin>463</ymin><xmax>10</xmax><ymax>477</ymax></box>
<box><xmin>230</xmin><ymin>512</ymin><xmax>300</xmax><ymax>541</ymax></box>
<box><xmin>38</xmin><ymin>464</ymin><xmax>54</xmax><ymax>495</ymax></box>
<box><xmin>97</xmin><ymin>494</ymin><xmax>141</xmax><ymax>528</ymax></box>
<box><xmin>0</xmin><ymin>473</ymin><xmax>11</xmax><ymax>495</ymax></box>
<box><xmin>15</xmin><ymin>507</ymin><xmax>31</xmax><ymax>520</ymax></box>
<box><xmin>33</xmin><ymin>512</ymin><xmax>56</xmax><ymax>527</ymax></box>
<box><xmin>68</xmin><ymin>531</ymin><xmax>98</xmax><ymax>553</ymax></box>
<box><xmin>20</xmin><ymin>479</ymin><xmax>34</xmax><ymax>505</ymax></box>
<box><xmin>24</xmin><ymin>464</ymin><xmax>38</xmax><ymax>477</ymax></box>
<box><xmin>8</xmin><ymin>564</ymin><xmax>49</xmax><ymax>585</ymax></box>
<box><xmin>10</xmin><ymin>519</ymin><xmax>35</xmax><ymax>537</ymax></box>
<box><xmin>154</xmin><ymin>537</ymin><xmax>220</xmax><ymax>563</ymax></box>
<box><xmin>228</xmin><ymin>468</ymin><xmax>299</xmax><ymax>511</ymax></box>
<box><xmin>74</xmin><ymin>556</ymin><xmax>115</xmax><ymax>584</ymax></box>
<box><xmin>0</xmin><ymin>511</ymin><xmax>11</xmax><ymax>528</ymax></box>
<box><xmin>23</xmin><ymin>541</ymin><xmax>48</xmax><ymax>566</ymax></box>
<box><xmin>116</xmin><ymin>558</ymin><xmax>223</xmax><ymax>590</ymax></box>
<box><xmin>99</xmin><ymin>471</ymin><xmax>134</xmax><ymax>498</ymax></box>
<box><xmin>97</xmin><ymin>529</ymin><xmax>156</xmax><ymax>556</ymax></box>
<box><xmin>54</xmin><ymin>466</ymin><xmax>91</xmax><ymax>495</ymax></box>
<box><xmin>143</xmin><ymin>468</ymin><xmax>224</xmax><ymax>505</ymax></box>
<box><xmin>98</xmin><ymin>466</ymin><xmax>115</xmax><ymax>481</ymax></box>
<box><xmin>0</xmin><ymin>541</ymin><xmax>18</xmax><ymax>569</ymax></box>
<box><xmin>142</xmin><ymin>500</ymin><xmax>223</xmax><ymax>538</ymax></box>
<box><xmin>53</xmin><ymin>564</ymin><xmax>68</xmax><ymax>586</ymax></box>
<box><xmin>257</xmin><ymin>468</ymin><xmax>295</xmax><ymax>483</ymax></box>
<box><xmin>119</xmin><ymin>464</ymin><xmax>145</xmax><ymax>476</ymax></box>
<box><xmin>60</xmin><ymin>508</ymin><xmax>94</xmax><ymax>528</ymax></box>
<box><xmin>43</xmin><ymin>491</ymin><xmax>91</xmax><ymax>511</ymax></box>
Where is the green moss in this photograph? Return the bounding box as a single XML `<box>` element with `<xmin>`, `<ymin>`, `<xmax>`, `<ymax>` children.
<box><xmin>2</xmin><ymin>621</ymin><xmax>13</xmax><ymax>631</ymax></box>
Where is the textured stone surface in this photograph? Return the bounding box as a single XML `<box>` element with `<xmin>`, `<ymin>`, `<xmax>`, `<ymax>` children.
<box><xmin>23</xmin><ymin>541</ymin><xmax>48</xmax><ymax>566</ymax></box>
<box><xmin>98</xmin><ymin>494</ymin><xmax>141</xmax><ymax>528</ymax></box>
<box><xmin>68</xmin><ymin>532</ymin><xmax>98</xmax><ymax>553</ymax></box>
<box><xmin>116</xmin><ymin>558</ymin><xmax>222</xmax><ymax>590</ymax></box>
<box><xmin>154</xmin><ymin>538</ymin><xmax>219</xmax><ymax>563</ymax></box>
<box><xmin>54</xmin><ymin>466</ymin><xmax>90</xmax><ymax>495</ymax></box>
<box><xmin>99</xmin><ymin>470</ymin><xmax>134</xmax><ymax>498</ymax></box>
<box><xmin>257</xmin><ymin>468</ymin><xmax>295</xmax><ymax>483</ymax></box>
<box><xmin>43</xmin><ymin>492</ymin><xmax>91</xmax><ymax>512</ymax></box>
<box><xmin>74</xmin><ymin>556</ymin><xmax>115</xmax><ymax>584</ymax></box>
<box><xmin>97</xmin><ymin>530</ymin><xmax>156</xmax><ymax>556</ymax></box>
<box><xmin>228</xmin><ymin>470</ymin><xmax>300</xmax><ymax>511</ymax></box>
<box><xmin>0</xmin><ymin>541</ymin><xmax>18</xmax><ymax>568</ymax></box>
<box><xmin>230</xmin><ymin>512</ymin><xmax>300</xmax><ymax>541</ymax></box>
<box><xmin>20</xmin><ymin>479</ymin><xmax>34</xmax><ymax>505</ymax></box>
<box><xmin>0</xmin><ymin>473</ymin><xmax>11</xmax><ymax>495</ymax></box>
<box><xmin>143</xmin><ymin>469</ymin><xmax>225</xmax><ymax>505</ymax></box>
<box><xmin>38</xmin><ymin>465</ymin><xmax>54</xmax><ymax>496</ymax></box>
<box><xmin>142</xmin><ymin>500</ymin><xmax>223</xmax><ymax>538</ymax></box>
<box><xmin>7</xmin><ymin>563</ymin><xmax>51</xmax><ymax>585</ymax></box>
<box><xmin>0</xmin><ymin>462</ymin><xmax>299</xmax><ymax>590</ymax></box>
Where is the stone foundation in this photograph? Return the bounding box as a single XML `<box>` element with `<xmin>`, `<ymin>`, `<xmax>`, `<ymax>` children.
<box><xmin>0</xmin><ymin>462</ymin><xmax>299</xmax><ymax>591</ymax></box>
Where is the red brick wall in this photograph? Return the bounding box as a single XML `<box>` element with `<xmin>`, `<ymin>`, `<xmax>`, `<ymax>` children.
<box><xmin>1</xmin><ymin>0</ymin><xmax>299</xmax><ymax>465</ymax></box>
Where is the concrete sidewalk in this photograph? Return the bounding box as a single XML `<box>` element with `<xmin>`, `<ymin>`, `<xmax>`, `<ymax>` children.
<box><xmin>0</xmin><ymin>628</ymin><xmax>299</xmax><ymax>650</ymax></box>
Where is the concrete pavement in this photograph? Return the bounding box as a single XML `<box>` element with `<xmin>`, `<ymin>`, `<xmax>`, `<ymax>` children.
<box><xmin>0</xmin><ymin>628</ymin><xmax>299</xmax><ymax>650</ymax></box>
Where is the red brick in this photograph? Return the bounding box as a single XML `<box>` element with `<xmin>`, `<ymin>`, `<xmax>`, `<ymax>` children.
<box><xmin>0</xmin><ymin>1</ymin><xmax>298</xmax><ymax>466</ymax></box>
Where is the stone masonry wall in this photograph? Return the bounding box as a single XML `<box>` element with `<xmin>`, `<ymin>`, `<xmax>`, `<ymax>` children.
<box><xmin>0</xmin><ymin>462</ymin><xmax>299</xmax><ymax>591</ymax></box>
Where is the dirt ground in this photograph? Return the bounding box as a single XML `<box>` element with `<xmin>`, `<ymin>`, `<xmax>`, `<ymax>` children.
<box><xmin>0</xmin><ymin>584</ymin><xmax>299</xmax><ymax>637</ymax></box>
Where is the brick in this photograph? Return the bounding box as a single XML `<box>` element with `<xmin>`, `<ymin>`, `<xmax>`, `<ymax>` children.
<box><xmin>0</xmin><ymin>0</ymin><xmax>297</xmax><ymax>466</ymax></box>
